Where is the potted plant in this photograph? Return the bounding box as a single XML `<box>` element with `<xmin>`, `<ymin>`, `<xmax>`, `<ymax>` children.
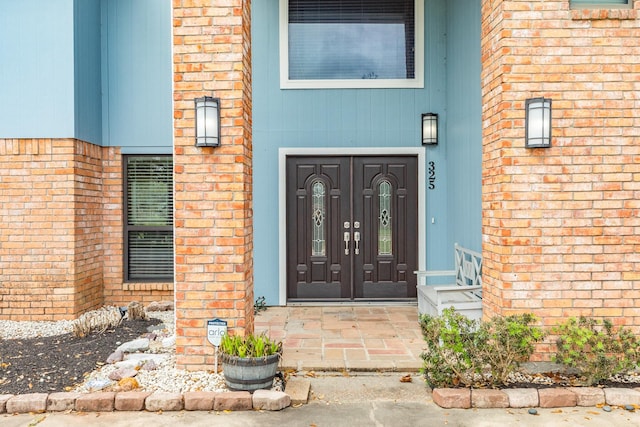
<box><xmin>220</xmin><ymin>333</ymin><xmax>283</xmax><ymax>391</ymax></box>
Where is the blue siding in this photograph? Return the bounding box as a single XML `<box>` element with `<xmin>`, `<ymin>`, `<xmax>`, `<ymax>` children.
<box><xmin>421</xmin><ymin>0</ymin><xmax>482</xmax><ymax>283</ymax></box>
<box><xmin>252</xmin><ymin>0</ymin><xmax>454</xmax><ymax>303</ymax></box>
<box><xmin>422</xmin><ymin>0</ymin><xmax>449</xmax><ymax>272</ymax></box>
<box><xmin>0</xmin><ymin>0</ymin><xmax>75</xmax><ymax>138</ymax></box>
<box><xmin>445</xmin><ymin>0</ymin><xmax>482</xmax><ymax>253</ymax></box>
<box><xmin>74</xmin><ymin>0</ymin><xmax>102</xmax><ymax>145</ymax></box>
<box><xmin>101</xmin><ymin>0</ymin><xmax>172</xmax><ymax>153</ymax></box>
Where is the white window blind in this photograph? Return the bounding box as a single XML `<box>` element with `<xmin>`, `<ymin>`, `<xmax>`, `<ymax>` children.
<box><xmin>281</xmin><ymin>0</ymin><xmax>424</xmax><ymax>89</ymax></box>
<box><xmin>125</xmin><ymin>156</ymin><xmax>173</xmax><ymax>281</ymax></box>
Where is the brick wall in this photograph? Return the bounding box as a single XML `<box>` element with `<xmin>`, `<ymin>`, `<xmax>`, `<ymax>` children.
<box><xmin>71</xmin><ymin>140</ymin><xmax>105</xmax><ymax>314</ymax></box>
<box><xmin>0</xmin><ymin>139</ymin><xmax>103</xmax><ymax>320</ymax></box>
<box><xmin>481</xmin><ymin>0</ymin><xmax>640</xmax><ymax>352</ymax></box>
<box><xmin>0</xmin><ymin>139</ymin><xmax>173</xmax><ymax>320</ymax></box>
<box><xmin>172</xmin><ymin>0</ymin><xmax>254</xmax><ymax>370</ymax></box>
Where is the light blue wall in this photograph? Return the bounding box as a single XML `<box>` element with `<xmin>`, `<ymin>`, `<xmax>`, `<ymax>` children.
<box><xmin>101</xmin><ymin>0</ymin><xmax>173</xmax><ymax>154</ymax></box>
<box><xmin>445</xmin><ymin>0</ymin><xmax>482</xmax><ymax>253</ymax></box>
<box><xmin>252</xmin><ymin>0</ymin><xmax>456</xmax><ymax>304</ymax></box>
<box><xmin>0</xmin><ymin>0</ymin><xmax>75</xmax><ymax>138</ymax></box>
<box><xmin>421</xmin><ymin>0</ymin><xmax>482</xmax><ymax>285</ymax></box>
<box><xmin>0</xmin><ymin>0</ymin><xmax>171</xmax><ymax>150</ymax></box>
<box><xmin>74</xmin><ymin>0</ymin><xmax>102</xmax><ymax>144</ymax></box>
<box><xmin>422</xmin><ymin>0</ymin><xmax>449</xmax><ymax>272</ymax></box>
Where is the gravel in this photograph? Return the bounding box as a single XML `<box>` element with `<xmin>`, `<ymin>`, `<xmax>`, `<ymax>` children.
<box><xmin>77</xmin><ymin>310</ymin><xmax>228</xmax><ymax>393</ymax></box>
<box><xmin>0</xmin><ymin>309</ymin><xmax>228</xmax><ymax>394</ymax></box>
<box><xmin>0</xmin><ymin>319</ymin><xmax>75</xmax><ymax>339</ymax></box>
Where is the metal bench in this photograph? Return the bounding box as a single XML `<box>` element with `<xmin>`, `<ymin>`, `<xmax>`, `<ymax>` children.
<box><xmin>415</xmin><ymin>243</ymin><xmax>483</xmax><ymax>321</ymax></box>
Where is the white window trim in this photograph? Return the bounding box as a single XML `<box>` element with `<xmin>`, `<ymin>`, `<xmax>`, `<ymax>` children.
<box><xmin>279</xmin><ymin>0</ymin><xmax>425</xmax><ymax>90</ymax></box>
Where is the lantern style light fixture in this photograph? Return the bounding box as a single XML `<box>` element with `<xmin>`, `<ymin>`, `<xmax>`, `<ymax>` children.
<box><xmin>421</xmin><ymin>113</ymin><xmax>438</xmax><ymax>145</ymax></box>
<box><xmin>195</xmin><ymin>96</ymin><xmax>221</xmax><ymax>147</ymax></box>
<box><xmin>525</xmin><ymin>97</ymin><xmax>552</xmax><ymax>148</ymax></box>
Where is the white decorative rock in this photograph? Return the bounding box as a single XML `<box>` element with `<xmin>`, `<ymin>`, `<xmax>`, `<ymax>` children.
<box><xmin>117</xmin><ymin>338</ymin><xmax>150</xmax><ymax>353</ymax></box>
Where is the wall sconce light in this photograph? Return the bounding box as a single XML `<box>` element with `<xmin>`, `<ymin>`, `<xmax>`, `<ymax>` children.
<box><xmin>421</xmin><ymin>113</ymin><xmax>438</xmax><ymax>145</ymax></box>
<box><xmin>195</xmin><ymin>96</ymin><xmax>220</xmax><ymax>147</ymax></box>
<box><xmin>525</xmin><ymin>97</ymin><xmax>552</xmax><ymax>148</ymax></box>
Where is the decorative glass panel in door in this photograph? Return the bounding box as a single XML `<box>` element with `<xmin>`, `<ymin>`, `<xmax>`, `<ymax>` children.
<box><xmin>311</xmin><ymin>180</ymin><xmax>326</xmax><ymax>256</ymax></box>
<box><xmin>378</xmin><ymin>180</ymin><xmax>393</xmax><ymax>256</ymax></box>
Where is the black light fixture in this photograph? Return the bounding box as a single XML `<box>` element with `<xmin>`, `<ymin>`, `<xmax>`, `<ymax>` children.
<box><xmin>195</xmin><ymin>96</ymin><xmax>221</xmax><ymax>147</ymax></box>
<box><xmin>421</xmin><ymin>113</ymin><xmax>438</xmax><ymax>145</ymax></box>
<box><xmin>525</xmin><ymin>97</ymin><xmax>552</xmax><ymax>148</ymax></box>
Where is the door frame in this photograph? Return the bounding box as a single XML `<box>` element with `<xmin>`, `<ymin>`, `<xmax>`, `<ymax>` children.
<box><xmin>278</xmin><ymin>147</ymin><xmax>426</xmax><ymax>305</ymax></box>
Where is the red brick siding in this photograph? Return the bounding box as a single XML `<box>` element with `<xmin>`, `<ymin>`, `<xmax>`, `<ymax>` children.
<box><xmin>0</xmin><ymin>139</ymin><xmax>103</xmax><ymax>320</ymax></box>
<box><xmin>173</xmin><ymin>0</ymin><xmax>254</xmax><ymax>370</ymax></box>
<box><xmin>0</xmin><ymin>139</ymin><xmax>173</xmax><ymax>320</ymax></box>
<box><xmin>481</xmin><ymin>0</ymin><xmax>640</xmax><ymax>346</ymax></box>
<box><xmin>71</xmin><ymin>140</ymin><xmax>105</xmax><ymax>315</ymax></box>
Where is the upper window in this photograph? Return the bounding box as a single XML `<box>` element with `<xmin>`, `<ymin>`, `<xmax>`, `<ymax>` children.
<box><xmin>280</xmin><ymin>0</ymin><xmax>424</xmax><ymax>89</ymax></box>
<box><xmin>124</xmin><ymin>155</ymin><xmax>174</xmax><ymax>282</ymax></box>
<box><xmin>570</xmin><ymin>0</ymin><xmax>631</xmax><ymax>8</ymax></box>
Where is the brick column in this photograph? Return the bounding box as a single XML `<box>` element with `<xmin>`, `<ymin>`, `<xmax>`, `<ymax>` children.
<box><xmin>481</xmin><ymin>0</ymin><xmax>640</xmax><ymax>344</ymax></box>
<box><xmin>172</xmin><ymin>0</ymin><xmax>254</xmax><ymax>370</ymax></box>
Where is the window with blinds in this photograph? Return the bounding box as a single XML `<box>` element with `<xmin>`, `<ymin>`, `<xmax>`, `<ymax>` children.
<box><xmin>124</xmin><ymin>155</ymin><xmax>173</xmax><ymax>281</ymax></box>
<box><xmin>570</xmin><ymin>0</ymin><xmax>630</xmax><ymax>8</ymax></box>
<box><xmin>280</xmin><ymin>0</ymin><xmax>424</xmax><ymax>89</ymax></box>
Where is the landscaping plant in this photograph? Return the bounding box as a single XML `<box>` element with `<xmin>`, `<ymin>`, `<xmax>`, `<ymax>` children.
<box><xmin>474</xmin><ymin>313</ymin><xmax>545</xmax><ymax>386</ymax></box>
<box><xmin>220</xmin><ymin>333</ymin><xmax>282</xmax><ymax>360</ymax></box>
<box><xmin>552</xmin><ymin>316</ymin><xmax>640</xmax><ymax>386</ymax></box>
<box><xmin>419</xmin><ymin>308</ymin><xmax>482</xmax><ymax>388</ymax></box>
<box><xmin>420</xmin><ymin>308</ymin><xmax>545</xmax><ymax>388</ymax></box>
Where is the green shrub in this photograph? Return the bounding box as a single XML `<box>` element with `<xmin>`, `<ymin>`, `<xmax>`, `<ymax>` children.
<box><xmin>420</xmin><ymin>308</ymin><xmax>545</xmax><ymax>388</ymax></box>
<box><xmin>419</xmin><ymin>308</ymin><xmax>482</xmax><ymax>388</ymax></box>
<box><xmin>474</xmin><ymin>313</ymin><xmax>545</xmax><ymax>385</ymax></box>
<box><xmin>552</xmin><ymin>317</ymin><xmax>640</xmax><ymax>385</ymax></box>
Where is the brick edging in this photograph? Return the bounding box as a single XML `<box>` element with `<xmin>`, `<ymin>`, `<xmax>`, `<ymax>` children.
<box><xmin>433</xmin><ymin>387</ymin><xmax>640</xmax><ymax>409</ymax></box>
<box><xmin>0</xmin><ymin>389</ymin><xmax>291</xmax><ymax>413</ymax></box>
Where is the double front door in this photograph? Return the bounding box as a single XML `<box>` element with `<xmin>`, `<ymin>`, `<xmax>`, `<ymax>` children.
<box><xmin>286</xmin><ymin>156</ymin><xmax>418</xmax><ymax>301</ymax></box>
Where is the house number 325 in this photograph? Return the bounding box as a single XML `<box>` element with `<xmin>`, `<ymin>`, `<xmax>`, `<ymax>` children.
<box><xmin>428</xmin><ymin>161</ymin><xmax>436</xmax><ymax>190</ymax></box>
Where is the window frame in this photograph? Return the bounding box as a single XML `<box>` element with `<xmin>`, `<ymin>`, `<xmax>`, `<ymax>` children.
<box><xmin>123</xmin><ymin>154</ymin><xmax>174</xmax><ymax>283</ymax></box>
<box><xmin>570</xmin><ymin>0</ymin><xmax>632</xmax><ymax>9</ymax></box>
<box><xmin>279</xmin><ymin>0</ymin><xmax>425</xmax><ymax>90</ymax></box>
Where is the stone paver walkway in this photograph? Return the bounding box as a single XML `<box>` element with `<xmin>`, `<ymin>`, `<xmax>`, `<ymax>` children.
<box><xmin>255</xmin><ymin>305</ymin><xmax>424</xmax><ymax>372</ymax></box>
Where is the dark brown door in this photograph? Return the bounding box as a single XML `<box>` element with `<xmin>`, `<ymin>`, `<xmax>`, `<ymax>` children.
<box><xmin>286</xmin><ymin>155</ymin><xmax>418</xmax><ymax>301</ymax></box>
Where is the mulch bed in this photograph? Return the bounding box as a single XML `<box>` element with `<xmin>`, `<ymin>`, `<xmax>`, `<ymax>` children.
<box><xmin>0</xmin><ymin>318</ymin><xmax>160</xmax><ymax>395</ymax></box>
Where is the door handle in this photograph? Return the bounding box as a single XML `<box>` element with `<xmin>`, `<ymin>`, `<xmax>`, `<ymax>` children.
<box><xmin>344</xmin><ymin>231</ymin><xmax>350</xmax><ymax>255</ymax></box>
<box><xmin>354</xmin><ymin>231</ymin><xmax>360</xmax><ymax>255</ymax></box>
